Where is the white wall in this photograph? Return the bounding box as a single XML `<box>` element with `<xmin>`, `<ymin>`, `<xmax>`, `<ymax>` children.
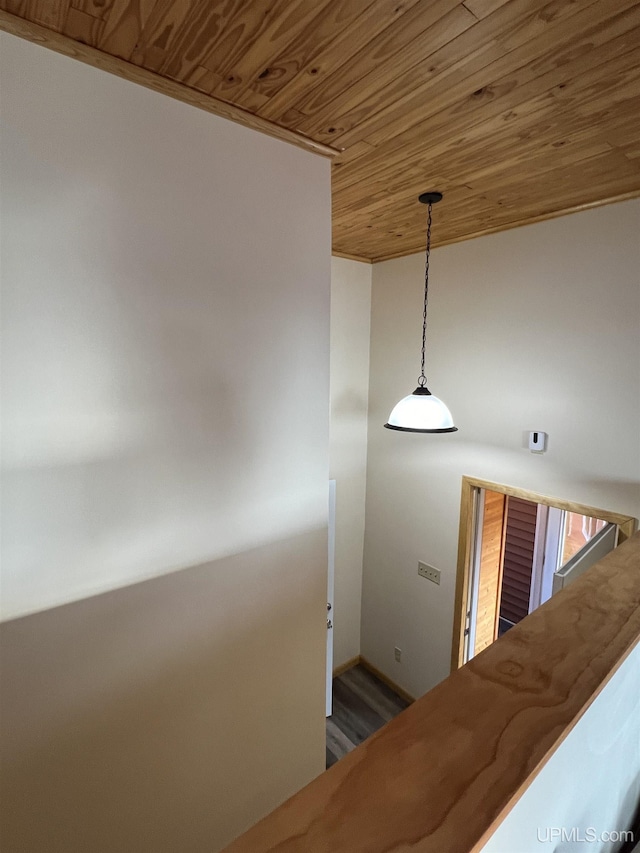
<box><xmin>1</xmin><ymin>34</ymin><xmax>331</xmax><ymax>620</ymax></box>
<box><xmin>0</xmin><ymin>32</ymin><xmax>330</xmax><ymax>852</ymax></box>
<box><xmin>362</xmin><ymin>201</ymin><xmax>640</xmax><ymax>699</ymax></box>
<box><xmin>479</xmin><ymin>640</ymin><xmax>640</xmax><ymax>853</ymax></box>
<box><xmin>329</xmin><ymin>257</ymin><xmax>372</xmax><ymax>667</ymax></box>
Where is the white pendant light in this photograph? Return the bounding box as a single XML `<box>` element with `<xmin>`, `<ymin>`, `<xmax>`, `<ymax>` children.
<box><xmin>384</xmin><ymin>191</ymin><xmax>457</xmax><ymax>434</ymax></box>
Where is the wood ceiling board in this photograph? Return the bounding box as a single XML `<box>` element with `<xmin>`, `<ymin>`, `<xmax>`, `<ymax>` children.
<box><xmin>2</xmin><ymin>0</ymin><xmax>640</xmax><ymax>261</ymax></box>
<box><xmin>257</xmin><ymin>0</ymin><xmax>425</xmax><ymax>122</ymax></box>
<box><xmin>334</xmin><ymin>98</ymin><xmax>616</xmax><ymax>197</ymax></box>
<box><xmin>6</xmin><ymin>0</ymin><xmax>68</xmax><ymax>28</ymax></box>
<box><xmin>334</xmin><ymin>85</ymin><xmax>640</xmax><ymax>216</ymax></box>
<box><xmin>73</xmin><ymin>0</ymin><xmax>117</xmax><ymax>21</ymax></box>
<box><xmin>0</xmin><ymin>11</ymin><xmax>339</xmax><ymax>158</ymax></box>
<box><xmin>129</xmin><ymin>0</ymin><xmax>217</xmax><ymax>73</ymax></box>
<box><xmin>347</xmin><ymin>188</ymin><xmax>640</xmax><ymax>262</ymax></box>
<box><xmin>463</xmin><ymin>0</ymin><xmax>514</xmax><ymax>19</ymax></box>
<box><xmin>336</xmin><ymin>169</ymin><xmax>640</xmax><ymax>246</ymax></box>
<box><xmin>334</xmin><ymin>23</ymin><xmax>640</xmax><ymax>209</ymax></box>
<box><xmin>213</xmin><ymin>0</ymin><xmax>349</xmax><ymax>103</ymax></box>
<box><xmin>64</xmin><ymin>6</ymin><xmax>104</xmax><ymax>46</ymax></box>
<box><xmin>97</xmin><ymin>0</ymin><xmax>159</xmax><ymax>59</ymax></box>
<box><xmin>236</xmin><ymin>0</ymin><xmax>377</xmax><ymax>104</ymax></box>
<box><xmin>209</xmin><ymin>0</ymin><xmax>336</xmax><ymax>101</ymax></box>
<box><xmin>127</xmin><ymin>0</ymin><xmax>248</xmax><ymax>81</ymax></box>
<box><xmin>331</xmin><ymin>0</ymin><xmax>640</xmax><ymax>190</ymax></box>
<box><xmin>290</xmin><ymin>0</ymin><xmax>477</xmax><ymax>133</ymax></box>
<box><xmin>333</xmin><ymin>145</ymin><xmax>640</xmax><ymax>231</ymax></box>
<box><xmin>306</xmin><ymin>0</ymin><xmax>578</xmax><ymax>145</ymax></box>
<box><xmin>605</xmin><ymin>99</ymin><xmax>640</xmax><ymax>144</ymax></box>
<box><xmin>329</xmin><ymin>0</ymin><xmax>624</xmax><ymax>153</ymax></box>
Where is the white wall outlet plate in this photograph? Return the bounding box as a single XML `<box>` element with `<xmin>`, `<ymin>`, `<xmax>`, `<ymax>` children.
<box><xmin>394</xmin><ymin>646</ymin><xmax>402</xmax><ymax>662</ymax></box>
<box><xmin>418</xmin><ymin>562</ymin><xmax>441</xmax><ymax>585</ymax></box>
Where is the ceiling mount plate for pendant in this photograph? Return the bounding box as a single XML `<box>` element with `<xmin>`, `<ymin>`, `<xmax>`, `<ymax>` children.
<box><xmin>418</xmin><ymin>191</ymin><xmax>443</xmax><ymax>205</ymax></box>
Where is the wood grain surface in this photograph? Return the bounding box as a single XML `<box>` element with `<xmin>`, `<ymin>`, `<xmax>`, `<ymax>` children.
<box><xmin>460</xmin><ymin>477</ymin><xmax>638</xmax><ymax>542</ymax></box>
<box><xmin>451</xmin><ymin>476</ymin><xmax>638</xmax><ymax>670</ymax></box>
<box><xmin>222</xmin><ymin>531</ymin><xmax>640</xmax><ymax>853</ymax></box>
<box><xmin>474</xmin><ymin>490</ymin><xmax>506</xmax><ymax>655</ymax></box>
<box><xmin>2</xmin><ymin>0</ymin><xmax>640</xmax><ymax>260</ymax></box>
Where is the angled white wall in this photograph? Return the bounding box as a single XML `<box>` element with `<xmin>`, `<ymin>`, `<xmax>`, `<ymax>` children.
<box><xmin>0</xmin><ymin>32</ymin><xmax>330</xmax><ymax>852</ymax></box>
<box><xmin>362</xmin><ymin>200</ymin><xmax>640</xmax><ymax>699</ymax></box>
<box><xmin>329</xmin><ymin>257</ymin><xmax>372</xmax><ymax>667</ymax></box>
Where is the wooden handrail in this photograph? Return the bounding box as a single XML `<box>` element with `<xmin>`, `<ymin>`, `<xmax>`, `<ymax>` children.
<box><xmin>223</xmin><ymin>532</ymin><xmax>640</xmax><ymax>852</ymax></box>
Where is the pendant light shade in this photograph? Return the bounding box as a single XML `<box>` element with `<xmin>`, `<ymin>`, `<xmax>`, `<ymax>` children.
<box><xmin>384</xmin><ymin>191</ymin><xmax>458</xmax><ymax>434</ymax></box>
<box><xmin>385</xmin><ymin>387</ymin><xmax>457</xmax><ymax>433</ymax></box>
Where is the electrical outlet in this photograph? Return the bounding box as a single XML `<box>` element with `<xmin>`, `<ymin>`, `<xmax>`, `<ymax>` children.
<box><xmin>394</xmin><ymin>646</ymin><xmax>402</xmax><ymax>662</ymax></box>
<box><xmin>418</xmin><ymin>561</ymin><xmax>441</xmax><ymax>585</ymax></box>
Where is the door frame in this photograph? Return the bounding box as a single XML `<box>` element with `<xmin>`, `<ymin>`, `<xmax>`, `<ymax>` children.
<box><xmin>451</xmin><ymin>476</ymin><xmax>637</xmax><ymax>673</ymax></box>
<box><xmin>528</xmin><ymin>504</ymin><xmax>563</xmax><ymax>613</ymax></box>
<box><xmin>326</xmin><ymin>479</ymin><xmax>336</xmax><ymax>717</ymax></box>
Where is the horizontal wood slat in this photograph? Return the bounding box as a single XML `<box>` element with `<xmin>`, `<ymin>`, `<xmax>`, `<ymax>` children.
<box><xmin>502</xmin><ymin>578</ymin><xmax>532</xmax><ymax>594</ymax></box>
<box><xmin>500</xmin><ymin>497</ymin><xmax>537</xmax><ymax>625</ymax></box>
<box><xmin>2</xmin><ymin>0</ymin><xmax>640</xmax><ymax>259</ymax></box>
<box><xmin>503</xmin><ymin>554</ymin><xmax>535</xmax><ymax>568</ymax></box>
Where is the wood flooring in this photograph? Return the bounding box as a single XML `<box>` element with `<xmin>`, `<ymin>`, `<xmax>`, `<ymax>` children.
<box><xmin>326</xmin><ymin>664</ymin><xmax>410</xmax><ymax>769</ymax></box>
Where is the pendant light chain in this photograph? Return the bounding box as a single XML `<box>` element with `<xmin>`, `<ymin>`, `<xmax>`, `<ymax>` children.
<box><xmin>384</xmin><ymin>189</ymin><xmax>457</xmax><ymax>432</ymax></box>
<box><xmin>418</xmin><ymin>201</ymin><xmax>433</xmax><ymax>387</ymax></box>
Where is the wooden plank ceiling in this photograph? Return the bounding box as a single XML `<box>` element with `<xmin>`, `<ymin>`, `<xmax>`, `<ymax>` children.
<box><xmin>2</xmin><ymin>0</ymin><xmax>640</xmax><ymax>261</ymax></box>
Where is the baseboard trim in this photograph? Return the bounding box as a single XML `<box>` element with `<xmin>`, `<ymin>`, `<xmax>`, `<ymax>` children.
<box><xmin>332</xmin><ymin>655</ymin><xmax>416</xmax><ymax>704</ymax></box>
<box><xmin>359</xmin><ymin>657</ymin><xmax>416</xmax><ymax>705</ymax></box>
<box><xmin>332</xmin><ymin>655</ymin><xmax>361</xmax><ymax>678</ymax></box>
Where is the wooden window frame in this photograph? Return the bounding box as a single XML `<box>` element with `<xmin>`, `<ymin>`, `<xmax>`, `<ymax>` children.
<box><xmin>451</xmin><ymin>476</ymin><xmax>638</xmax><ymax>673</ymax></box>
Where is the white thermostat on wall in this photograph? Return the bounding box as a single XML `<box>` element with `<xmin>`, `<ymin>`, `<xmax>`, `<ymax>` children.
<box><xmin>528</xmin><ymin>431</ymin><xmax>547</xmax><ymax>453</ymax></box>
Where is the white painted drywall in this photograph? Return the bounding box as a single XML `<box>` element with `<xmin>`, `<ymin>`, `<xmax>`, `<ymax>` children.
<box><xmin>1</xmin><ymin>32</ymin><xmax>330</xmax><ymax>619</ymax></box>
<box><xmin>362</xmin><ymin>200</ymin><xmax>640</xmax><ymax>699</ymax></box>
<box><xmin>329</xmin><ymin>257</ymin><xmax>372</xmax><ymax>667</ymax></box>
<box><xmin>0</xmin><ymin>32</ymin><xmax>330</xmax><ymax>852</ymax></box>
<box><xmin>479</xmin><ymin>640</ymin><xmax>640</xmax><ymax>853</ymax></box>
